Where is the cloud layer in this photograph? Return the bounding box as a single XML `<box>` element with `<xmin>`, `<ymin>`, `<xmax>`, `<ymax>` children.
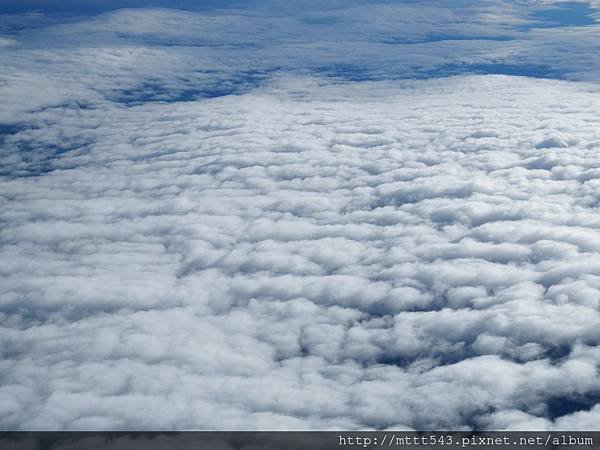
<box><xmin>2</xmin><ymin>72</ymin><xmax>600</xmax><ymax>429</ymax></box>
<box><xmin>1</xmin><ymin>0</ymin><xmax>600</xmax><ymax>125</ymax></box>
<box><xmin>1</xmin><ymin>1</ymin><xmax>600</xmax><ymax>431</ymax></box>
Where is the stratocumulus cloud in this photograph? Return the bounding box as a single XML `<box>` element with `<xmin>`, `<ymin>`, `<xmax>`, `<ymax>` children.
<box><xmin>1</xmin><ymin>0</ymin><xmax>600</xmax><ymax>431</ymax></box>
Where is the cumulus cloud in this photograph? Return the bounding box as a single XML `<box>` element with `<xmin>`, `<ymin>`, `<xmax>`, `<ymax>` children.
<box><xmin>1</xmin><ymin>0</ymin><xmax>600</xmax><ymax>431</ymax></box>
<box><xmin>2</xmin><ymin>73</ymin><xmax>600</xmax><ymax>430</ymax></box>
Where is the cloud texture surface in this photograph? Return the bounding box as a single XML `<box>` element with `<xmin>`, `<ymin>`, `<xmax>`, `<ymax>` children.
<box><xmin>1</xmin><ymin>0</ymin><xmax>600</xmax><ymax>430</ymax></box>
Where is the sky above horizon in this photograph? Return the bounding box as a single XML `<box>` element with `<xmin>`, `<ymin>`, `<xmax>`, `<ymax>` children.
<box><xmin>1</xmin><ymin>0</ymin><xmax>600</xmax><ymax>431</ymax></box>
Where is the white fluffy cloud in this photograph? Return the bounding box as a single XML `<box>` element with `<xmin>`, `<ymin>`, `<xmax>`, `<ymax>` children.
<box><xmin>1</xmin><ymin>1</ymin><xmax>600</xmax><ymax>431</ymax></box>
<box><xmin>2</xmin><ymin>73</ymin><xmax>600</xmax><ymax>430</ymax></box>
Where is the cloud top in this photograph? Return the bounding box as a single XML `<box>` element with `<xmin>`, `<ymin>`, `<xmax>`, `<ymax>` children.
<box><xmin>2</xmin><ymin>73</ymin><xmax>600</xmax><ymax>429</ymax></box>
<box><xmin>1</xmin><ymin>1</ymin><xmax>600</xmax><ymax>431</ymax></box>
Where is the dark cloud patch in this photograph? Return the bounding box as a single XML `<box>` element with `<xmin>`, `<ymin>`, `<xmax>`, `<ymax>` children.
<box><xmin>547</xmin><ymin>394</ymin><xmax>600</xmax><ymax>420</ymax></box>
<box><xmin>382</xmin><ymin>35</ymin><xmax>514</xmax><ymax>45</ymax></box>
<box><xmin>521</xmin><ymin>2</ymin><xmax>598</xmax><ymax>30</ymax></box>
<box><xmin>0</xmin><ymin>124</ymin><xmax>26</xmax><ymax>136</ymax></box>
<box><xmin>111</xmin><ymin>70</ymin><xmax>279</xmax><ymax>105</ymax></box>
